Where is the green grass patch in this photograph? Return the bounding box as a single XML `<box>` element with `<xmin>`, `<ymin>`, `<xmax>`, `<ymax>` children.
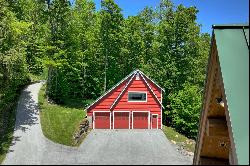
<box><xmin>60</xmin><ymin>98</ymin><xmax>94</xmax><ymax>109</ymax></box>
<box><xmin>162</xmin><ymin>125</ymin><xmax>195</xmax><ymax>152</ymax></box>
<box><xmin>28</xmin><ymin>67</ymin><xmax>48</xmax><ymax>83</ymax></box>
<box><xmin>39</xmin><ymin>84</ymin><xmax>86</xmax><ymax>146</ymax></box>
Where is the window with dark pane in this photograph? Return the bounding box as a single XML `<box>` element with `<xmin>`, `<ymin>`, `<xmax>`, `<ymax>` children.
<box><xmin>128</xmin><ymin>92</ymin><xmax>146</xmax><ymax>101</ymax></box>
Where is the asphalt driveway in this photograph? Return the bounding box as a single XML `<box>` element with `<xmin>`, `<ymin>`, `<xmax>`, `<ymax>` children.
<box><xmin>3</xmin><ymin>82</ymin><xmax>193</xmax><ymax>165</ymax></box>
<box><xmin>76</xmin><ymin>129</ymin><xmax>193</xmax><ymax>165</ymax></box>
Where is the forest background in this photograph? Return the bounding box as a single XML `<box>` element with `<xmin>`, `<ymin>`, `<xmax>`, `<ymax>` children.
<box><xmin>0</xmin><ymin>0</ymin><xmax>210</xmax><ymax>139</ymax></box>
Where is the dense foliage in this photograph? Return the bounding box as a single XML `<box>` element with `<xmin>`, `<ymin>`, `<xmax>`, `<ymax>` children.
<box><xmin>0</xmin><ymin>0</ymin><xmax>210</xmax><ymax>138</ymax></box>
<box><xmin>168</xmin><ymin>83</ymin><xmax>202</xmax><ymax>138</ymax></box>
<box><xmin>0</xmin><ymin>0</ymin><xmax>30</xmax><ymax>138</ymax></box>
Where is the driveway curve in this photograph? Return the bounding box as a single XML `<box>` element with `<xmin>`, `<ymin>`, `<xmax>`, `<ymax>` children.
<box><xmin>3</xmin><ymin>82</ymin><xmax>193</xmax><ymax>165</ymax></box>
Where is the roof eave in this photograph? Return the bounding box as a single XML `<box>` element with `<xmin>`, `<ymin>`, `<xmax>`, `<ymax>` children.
<box><xmin>109</xmin><ymin>73</ymin><xmax>137</xmax><ymax>110</ymax></box>
<box><xmin>139</xmin><ymin>70</ymin><xmax>165</xmax><ymax>92</ymax></box>
<box><xmin>212</xmin><ymin>24</ymin><xmax>249</xmax><ymax>29</ymax></box>
<box><xmin>139</xmin><ymin>71</ymin><xmax>164</xmax><ymax>108</ymax></box>
<box><xmin>85</xmin><ymin>69</ymin><xmax>165</xmax><ymax>111</ymax></box>
<box><xmin>85</xmin><ymin>70</ymin><xmax>135</xmax><ymax>111</ymax></box>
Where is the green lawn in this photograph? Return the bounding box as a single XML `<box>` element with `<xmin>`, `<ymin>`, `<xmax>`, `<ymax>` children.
<box><xmin>38</xmin><ymin>84</ymin><xmax>86</xmax><ymax>146</ymax></box>
<box><xmin>162</xmin><ymin>125</ymin><xmax>195</xmax><ymax>152</ymax></box>
<box><xmin>28</xmin><ymin>68</ymin><xmax>48</xmax><ymax>82</ymax></box>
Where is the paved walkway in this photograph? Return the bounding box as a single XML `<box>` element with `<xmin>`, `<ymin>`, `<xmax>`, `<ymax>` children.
<box><xmin>3</xmin><ymin>82</ymin><xmax>193</xmax><ymax>165</ymax></box>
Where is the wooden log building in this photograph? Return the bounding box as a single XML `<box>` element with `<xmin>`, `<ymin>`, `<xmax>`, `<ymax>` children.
<box><xmin>193</xmin><ymin>24</ymin><xmax>249</xmax><ymax>165</ymax></box>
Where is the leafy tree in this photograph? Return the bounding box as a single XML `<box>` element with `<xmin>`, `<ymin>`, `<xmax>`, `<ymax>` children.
<box><xmin>168</xmin><ymin>83</ymin><xmax>202</xmax><ymax>138</ymax></box>
<box><xmin>0</xmin><ymin>0</ymin><xmax>211</xmax><ymax>139</ymax></box>
<box><xmin>6</xmin><ymin>0</ymin><xmax>49</xmax><ymax>75</ymax></box>
<box><xmin>46</xmin><ymin>0</ymin><xmax>71</xmax><ymax>102</ymax></box>
<box><xmin>68</xmin><ymin>0</ymin><xmax>102</xmax><ymax>99</ymax></box>
<box><xmin>138</xmin><ymin>7</ymin><xmax>156</xmax><ymax>63</ymax></box>
<box><xmin>121</xmin><ymin>16</ymin><xmax>144</xmax><ymax>74</ymax></box>
<box><xmin>0</xmin><ymin>0</ymin><xmax>31</xmax><ymax>137</ymax></box>
<box><xmin>0</xmin><ymin>0</ymin><xmax>31</xmax><ymax>93</ymax></box>
<box><xmin>100</xmin><ymin>0</ymin><xmax>124</xmax><ymax>91</ymax></box>
<box><xmin>142</xmin><ymin>0</ymin><xmax>210</xmax><ymax>138</ymax></box>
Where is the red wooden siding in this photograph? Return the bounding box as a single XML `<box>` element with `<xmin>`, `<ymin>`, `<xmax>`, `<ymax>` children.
<box><xmin>144</xmin><ymin>76</ymin><xmax>162</xmax><ymax>100</ymax></box>
<box><xmin>87</xmin><ymin>80</ymin><xmax>128</xmax><ymax>116</ymax></box>
<box><xmin>87</xmin><ymin>70</ymin><xmax>163</xmax><ymax>129</ymax></box>
<box><xmin>113</xmin><ymin>75</ymin><xmax>161</xmax><ymax>129</ymax></box>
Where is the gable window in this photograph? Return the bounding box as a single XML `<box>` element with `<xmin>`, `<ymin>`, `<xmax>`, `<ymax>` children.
<box><xmin>128</xmin><ymin>92</ymin><xmax>147</xmax><ymax>102</ymax></box>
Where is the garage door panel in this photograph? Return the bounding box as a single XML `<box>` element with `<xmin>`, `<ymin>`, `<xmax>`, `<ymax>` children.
<box><xmin>133</xmin><ymin>112</ymin><xmax>149</xmax><ymax>129</ymax></box>
<box><xmin>114</xmin><ymin>112</ymin><xmax>130</xmax><ymax>129</ymax></box>
<box><xmin>94</xmin><ymin>112</ymin><xmax>110</xmax><ymax>129</ymax></box>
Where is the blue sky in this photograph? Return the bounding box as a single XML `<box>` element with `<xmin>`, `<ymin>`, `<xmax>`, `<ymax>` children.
<box><xmin>70</xmin><ymin>0</ymin><xmax>249</xmax><ymax>34</ymax></box>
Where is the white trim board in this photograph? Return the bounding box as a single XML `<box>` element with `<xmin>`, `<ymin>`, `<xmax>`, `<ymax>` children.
<box><xmin>139</xmin><ymin>72</ymin><xmax>164</xmax><ymax>109</ymax></box>
<box><xmin>93</xmin><ymin>111</ymin><xmax>111</xmax><ymax>129</ymax></box>
<box><xmin>112</xmin><ymin>111</ymin><xmax>130</xmax><ymax>129</ymax></box>
<box><xmin>110</xmin><ymin>73</ymin><xmax>136</xmax><ymax>110</ymax></box>
<box><xmin>131</xmin><ymin>111</ymin><xmax>150</xmax><ymax>129</ymax></box>
<box><xmin>86</xmin><ymin>69</ymin><xmax>164</xmax><ymax>112</ymax></box>
<box><xmin>86</xmin><ymin>71</ymin><xmax>135</xmax><ymax>111</ymax></box>
<box><xmin>139</xmin><ymin>70</ymin><xmax>165</xmax><ymax>92</ymax></box>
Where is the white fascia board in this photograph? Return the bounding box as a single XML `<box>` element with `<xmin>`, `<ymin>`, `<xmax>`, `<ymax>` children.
<box><xmin>86</xmin><ymin>70</ymin><xmax>136</xmax><ymax>111</ymax></box>
<box><xmin>139</xmin><ymin>72</ymin><xmax>164</xmax><ymax>109</ymax></box>
<box><xmin>139</xmin><ymin>70</ymin><xmax>165</xmax><ymax>92</ymax></box>
<box><xmin>109</xmin><ymin>73</ymin><xmax>136</xmax><ymax>110</ymax></box>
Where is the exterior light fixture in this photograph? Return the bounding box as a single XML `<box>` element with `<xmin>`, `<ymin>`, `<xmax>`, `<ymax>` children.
<box><xmin>216</xmin><ymin>97</ymin><xmax>224</xmax><ymax>108</ymax></box>
<box><xmin>219</xmin><ymin>141</ymin><xmax>226</xmax><ymax>147</ymax></box>
<box><xmin>136</xmin><ymin>72</ymin><xmax>140</xmax><ymax>80</ymax></box>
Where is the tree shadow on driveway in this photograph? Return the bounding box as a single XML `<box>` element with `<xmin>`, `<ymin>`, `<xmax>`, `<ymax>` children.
<box><xmin>14</xmin><ymin>88</ymin><xmax>39</xmax><ymax>132</ymax></box>
<box><xmin>0</xmin><ymin>83</ymin><xmax>40</xmax><ymax>161</ymax></box>
<box><xmin>8</xmin><ymin>84</ymin><xmax>41</xmax><ymax>149</ymax></box>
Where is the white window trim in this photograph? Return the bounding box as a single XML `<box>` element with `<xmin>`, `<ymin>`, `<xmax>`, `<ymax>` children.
<box><xmin>131</xmin><ymin>111</ymin><xmax>150</xmax><ymax>129</ymax></box>
<box><xmin>151</xmin><ymin>114</ymin><xmax>158</xmax><ymax>129</ymax></box>
<box><xmin>112</xmin><ymin>111</ymin><xmax>130</xmax><ymax>129</ymax></box>
<box><xmin>127</xmin><ymin>91</ymin><xmax>147</xmax><ymax>102</ymax></box>
<box><xmin>93</xmin><ymin>111</ymin><xmax>111</xmax><ymax>129</ymax></box>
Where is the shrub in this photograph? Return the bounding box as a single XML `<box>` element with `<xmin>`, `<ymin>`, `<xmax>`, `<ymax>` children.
<box><xmin>167</xmin><ymin>83</ymin><xmax>202</xmax><ymax>139</ymax></box>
